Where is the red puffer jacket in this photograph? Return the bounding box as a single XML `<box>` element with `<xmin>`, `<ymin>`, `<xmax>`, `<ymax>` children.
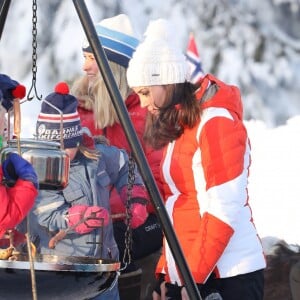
<box><xmin>0</xmin><ymin>168</ymin><xmax>37</xmax><ymax>237</ymax></box>
<box><xmin>78</xmin><ymin>92</ymin><xmax>164</xmax><ymax>216</ymax></box>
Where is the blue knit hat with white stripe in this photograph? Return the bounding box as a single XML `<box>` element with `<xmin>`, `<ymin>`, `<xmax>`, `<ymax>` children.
<box><xmin>36</xmin><ymin>82</ymin><xmax>82</xmax><ymax>148</ymax></box>
<box><xmin>82</xmin><ymin>14</ymin><xmax>139</xmax><ymax>68</ymax></box>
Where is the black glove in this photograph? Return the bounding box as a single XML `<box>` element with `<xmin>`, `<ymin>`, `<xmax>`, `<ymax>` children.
<box><xmin>2</xmin><ymin>153</ymin><xmax>38</xmax><ymax>189</ymax></box>
<box><xmin>166</xmin><ymin>283</ymin><xmax>223</xmax><ymax>300</ymax></box>
<box><xmin>154</xmin><ymin>278</ymin><xmax>183</xmax><ymax>299</ymax></box>
<box><xmin>165</xmin><ymin>282</ymin><xmax>183</xmax><ymax>299</ymax></box>
<box><xmin>197</xmin><ymin>283</ymin><xmax>223</xmax><ymax>300</ymax></box>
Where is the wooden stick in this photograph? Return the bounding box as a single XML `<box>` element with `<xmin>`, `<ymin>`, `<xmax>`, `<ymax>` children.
<box><xmin>13</xmin><ymin>98</ymin><xmax>38</xmax><ymax>300</ymax></box>
<box><xmin>13</xmin><ymin>99</ymin><xmax>21</xmax><ymax>153</ymax></box>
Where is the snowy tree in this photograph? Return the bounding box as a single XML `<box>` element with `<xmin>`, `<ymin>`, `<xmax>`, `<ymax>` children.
<box><xmin>0</xmin><ymin>0</ymin><xmax>299</xmax><ymax>129</ymax></box>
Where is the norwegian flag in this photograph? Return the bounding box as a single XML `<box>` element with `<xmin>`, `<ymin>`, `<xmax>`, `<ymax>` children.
<box><xmin>186</xmin><ymin>33</ymin><xmax>204</xmax><ymax>84</ymax></box>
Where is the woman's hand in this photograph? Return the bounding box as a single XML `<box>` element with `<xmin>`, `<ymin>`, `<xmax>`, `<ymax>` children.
<box><xmin>181</xmin><ymin>287</ymin><xmax>190</xmax><ymax>300</ymax></box>
<box><xmin>152</xmin><ymin>284</ymin><xmax>191</xmax><ymax>300</ymax></box>
<box><xmin>152</xmin><ymin>281</ymin><xmax>166</xmax><ymax>300</ymax></box>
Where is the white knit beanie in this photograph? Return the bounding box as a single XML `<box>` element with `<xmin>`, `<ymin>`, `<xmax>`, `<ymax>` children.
<box><xmin>127</xmin><ymin>19</ymin><xmax>189</xmax><ymax>87</ymax></box>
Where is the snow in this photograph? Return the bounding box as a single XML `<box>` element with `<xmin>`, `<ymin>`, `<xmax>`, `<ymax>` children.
<box><xmin>1</xmin><ymin>0</ymin><xmax>300</xmax><ymax>252</ymax></box>
<box><xmin>246</xmin><ymin>117</ymin><xmax>300</xmax><ymax>248</ymax></box>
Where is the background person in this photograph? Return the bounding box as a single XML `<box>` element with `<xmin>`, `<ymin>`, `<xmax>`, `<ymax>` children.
<box><xmin>126</xmin><ymin>19</ymin><xmax>266</xmax><ymax>300</ymax></box>
<box><xmin>0</xmin><ymin>74</ymin><xmax>38</xmax><ymax>239</ymax></box>
<box><xmin>0</xmin><ymin>152</ymin><xmax>38</xmax><ymax>239</ymax></box>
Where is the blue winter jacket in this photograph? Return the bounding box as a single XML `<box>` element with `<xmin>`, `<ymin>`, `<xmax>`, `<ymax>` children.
<box><xmin>29</xmin><ymin>144</ymin><xmax>146</xmax><ymax>261</ymax></box>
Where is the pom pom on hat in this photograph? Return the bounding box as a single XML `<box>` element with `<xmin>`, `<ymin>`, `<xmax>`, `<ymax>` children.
<box><xmin>0</xmin><ymin>74</ymin><xmax>26</xmax><ymax>111</ymax></box>
<box><xmin>127</xmin><ymin>19</ymin><xmax>189</xmax><ymax>87</ymax></box>
<box><xmin>143</xmin><ymin>19</ymin><xmax>174</xmax><ymax>44</ymax></box>
<box><xmin>82</xmin><ymin>14</ymin><xmax>139</xmax><ymax>68</ymax></box>
<box><xmin>12</xmin><ymin>84</ymin><xmax>26</xmax><ymax>99</ymax></box>
<box><xmin>36</xmin><ymin>82</ymin><xmax>83</xmax><ymax>148</ymax></box>
<box><xmin>55</xmin><ymin>82</ymin><xmax>69</xmax><ymax>94</ymax></box>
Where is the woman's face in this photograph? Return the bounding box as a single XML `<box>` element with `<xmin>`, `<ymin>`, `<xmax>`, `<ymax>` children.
<box><xmin>133</xmin><ymin>86</ymin><xmax>167</xmax><ymax>115</ymax></box>
<box><xmin>82</xmin><ymin>51</ymin><xmax>99</xmax><ymax>84</ymax></box>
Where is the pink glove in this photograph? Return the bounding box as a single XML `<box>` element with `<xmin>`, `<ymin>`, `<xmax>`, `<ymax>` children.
<box><xmin>130</xmin><ymin>203</ymin><xmax>148</xmax><ymax>229</ymax></box>
<box><xmin>67</xmin><ymin>205</ymin><xmax>110</xmax><ymax>234</ymax></box>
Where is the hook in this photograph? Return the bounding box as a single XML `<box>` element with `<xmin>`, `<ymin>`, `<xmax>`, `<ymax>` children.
<box><xmin>27</xmin><ymin>0</ymin><xmax>42</xmax><ymax>102</ymax></box>
<box><xmin>27</xmin><ymin>79</ymin><xmax>42</xmax><ymax>101</ymax></box>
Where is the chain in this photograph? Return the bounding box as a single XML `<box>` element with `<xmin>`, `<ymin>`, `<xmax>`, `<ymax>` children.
<box><xmin>23</xmin><ymin>2</ymin><xmax>40</xmax><ymax>300</ymax></box>
<box><xmin>120</xmin><ymin>153</ymin><xmax>136</xmax><ymax>271</ymax></box>
<box><xmin>27</xmin><ymin>0</ymin><xmax>42</xmax><ymax>101</ymax></box>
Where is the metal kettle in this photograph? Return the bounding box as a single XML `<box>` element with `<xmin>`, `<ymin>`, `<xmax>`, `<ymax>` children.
<box><xmin>1</xmin><ymin>97</ymin><xmax>70</xmax><ymax>190</ymax></box>
<box><xmin>0</xmin><ymin>138</ymin><xmax>70</xmax><ymax>190</ymax></box>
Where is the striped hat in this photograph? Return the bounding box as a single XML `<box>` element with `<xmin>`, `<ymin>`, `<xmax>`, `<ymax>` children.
<box><xmin>36</xmin><ymin>82</ymin><xmax>82</xmax><ymax>148</ymax></box>
<box><xmin>82</xmin><ymin>14</ymin><xmax>139</xmax><ymax>68</ymax></box>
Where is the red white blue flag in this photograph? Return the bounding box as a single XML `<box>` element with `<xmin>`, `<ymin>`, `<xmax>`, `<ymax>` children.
<box><xmin>186</xmin><ymin>33</ymin><xmax>204</xmax><ymax>84</ymax></box>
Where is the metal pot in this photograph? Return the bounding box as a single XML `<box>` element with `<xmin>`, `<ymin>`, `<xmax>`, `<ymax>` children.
<box><xmin>0</xmin><ymin>138</ymin><xmax>70</xmax><ymax>190</ymax></box>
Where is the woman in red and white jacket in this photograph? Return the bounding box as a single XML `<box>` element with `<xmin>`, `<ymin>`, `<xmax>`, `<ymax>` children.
<box><xmin>126</xmin><ymin>19</ymin><xmax>266</xmax><ymax>300</ymax></box>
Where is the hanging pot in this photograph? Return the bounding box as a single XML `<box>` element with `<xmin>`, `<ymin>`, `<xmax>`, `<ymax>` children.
<box><xmin>0</xmin><ymin>138</ymin><xmax>70</xmax><ymax>190</ymax></box>
<box><xmin>0</xmin><ymin>254</ymin><xmax>120</xmax><ymax>300</ymax></box>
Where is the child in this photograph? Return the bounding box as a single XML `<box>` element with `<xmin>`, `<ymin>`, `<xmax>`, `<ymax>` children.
<box><xmin>29</xmin><ymin>82</ymin><xmax>149</xmax><ymax>300</ymax></box>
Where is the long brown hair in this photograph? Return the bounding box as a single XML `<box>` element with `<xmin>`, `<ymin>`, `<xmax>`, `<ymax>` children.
<box><xmin>143</xmin><ymin>82</ymin><xmax>200</xmax><ymax>149</ymax></box>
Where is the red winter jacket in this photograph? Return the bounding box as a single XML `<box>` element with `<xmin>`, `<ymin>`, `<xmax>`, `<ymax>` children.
<box><xmin>78</xmin><ymin>93</ymin><xmax>164</xmax><ymax>216</ymax></box>
<box><xmin>0</xmin><ymin>168</ymin><xmax>37</xmax><ymax>237</ymax></box>
<box><xmin>156</xmin><ymin>74</ymin><xmax>266</xmax><ymax>284</ymax></box>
